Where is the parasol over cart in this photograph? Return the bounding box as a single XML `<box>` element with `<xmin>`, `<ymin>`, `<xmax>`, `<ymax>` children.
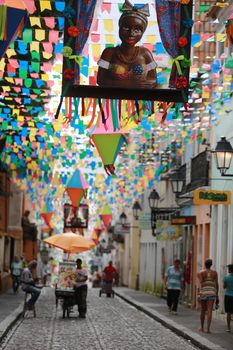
<box><xmin>43</xmin><ymin>232</ymin><xmax>95</xmax><ymax>318</ymax></box>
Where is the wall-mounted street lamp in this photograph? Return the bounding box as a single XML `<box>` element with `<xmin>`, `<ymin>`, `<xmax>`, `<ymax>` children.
<box><xmin>170</xmin><ymin>170</ymin><xmax>184</xmax><ymax>195</ymax></box>
<box><xmin>170</xmin><ymin>169</ymin><xmax>193</xmax><ymax>199</ymax></box>
<box><xmin>214</xmin><ymin>137</ymin><xmax>233</xmax><ymax>177</ymax></box>
<box><xmin>148</xmin><ymin>189</ymin><xmax>159</xmax><ymax>237</ymax></box>
<box><xmin>132</xmin><ymin>201</ymin><xmax>142</xmax><ymax>220</ymax></box>
<box><xmin>148</xmin><ymin>189</ymin><xmax>179</xmax><ymax>237</ymax></box>
<box><xmin>119</xmin><ymin>212</ymin><xmax>127</xmax><ymax>226</ymax></box>
<box><xmin>119</xmin><ymin>201</ymin><xmax>142</xmax><ymax>226</ymax></box>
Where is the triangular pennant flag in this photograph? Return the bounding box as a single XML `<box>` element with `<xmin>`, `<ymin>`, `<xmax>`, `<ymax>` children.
<box><xmin>100</xmin><ymin>204</ymin><xmax>112</xmax><ymax>229</ymax></box>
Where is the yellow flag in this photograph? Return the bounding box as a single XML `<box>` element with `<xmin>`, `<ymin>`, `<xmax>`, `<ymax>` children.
<box><xmin>35</xmin><ymin>29</ymin><xmax>45</xmax><ymax>41</ymax></box>
<box><xmin>43</xmin><ymin>52</ymin><xmax>53</xmax><ymax>59</ymax></box>
<box><xmin>92</xmin><ymin>44</ymin><xmax>101</xmax><ymax>59</ymax></box>
<box><xmin>103</xmin><ymin>19</ymin><xmax>114</xmax><ymax>33</ymax></box>
<box><xmin>0</xmin><ymin>59</ymin><xmax>5</xmax><ymax>71</ymax></box>
<box><xmin>6</xmin><ymin>49</ymin><xmax>16</xmax><ymax>58</ymax></box>
<box><xmin>5</xmin><ymin>77</ymin><xmax>14</xmax><ymax>84</ymax></box>
<box><xmin>30</xmin><ymin>42</ymin><xmax>40</xmax><ymax>52</ymax></box>
<box><xmin>2</xmin><ymin>86</ymin><xmax>10</xmax><ymax>92</ymax></box>
<box><xmin>105</xmin><ymin>34</ymin><xmax>116</xmax><ymax>44</ymax></box>
<box><xmin>41</xmin><ymin>73</ymin><xmax>49</xmax><ymax>81</ymax></box>
<box><xmin>30</xmin><ymin>17</ymin><xmax>41</xmax><ymax>28</ymax></box>
<box><xmin>53</xmin><ymin>64</ymin><xmax>62</xmax><ymax>73</ymax></box>
<box><xmin>40</xmin><ymin>0</ymin><xmax>52</xmax><ymax>12</ymax></box>
<box><xmin>13</xmin><ymin>109</ymin><xmax>19</xmax><ymax>116</ymax></box>
<box><xmin>146</xmin><ymin>35</ymin><xmax>156</xmax><ymax>44</ymax></box>
<box><xmin>148</xmin><ymin>21</ymin><xmax>157</xmax><ymax>28</ymax></box>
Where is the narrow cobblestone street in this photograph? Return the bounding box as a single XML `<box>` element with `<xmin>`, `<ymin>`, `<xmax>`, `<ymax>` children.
<box><xmin>0</xmin><ymin>288</ymin><xmax>199</xmax><ymax>350</ymax></box>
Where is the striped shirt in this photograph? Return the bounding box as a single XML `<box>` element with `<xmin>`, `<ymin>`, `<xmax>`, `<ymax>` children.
<box><xmin>199</xmin><ymin>270</ymin><xmax>217</xmax><ymax>299</ymax></box>
<box><xmin>165</xmin><ymin>266</ymin><xmax>184</xmax><ymax>290</ymax></box>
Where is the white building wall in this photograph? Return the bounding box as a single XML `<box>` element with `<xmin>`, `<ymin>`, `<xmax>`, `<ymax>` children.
<box><xmin>211</xmin><ymin>97</ymin><xmax>233</xmax><ymax>307</ymax></box>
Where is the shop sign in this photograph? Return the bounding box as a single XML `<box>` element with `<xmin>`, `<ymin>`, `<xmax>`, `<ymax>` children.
<box><xmin>156</xmin><ymin>220</ymin><xmax>182</xmax><ymax>241</ymax></box>
<box><xmin>193</xmin><ymin>190</ymin><xmax>231</xmax><ymax>205</ymax></box>
<box><xmin>139</xmin><ymin>212</ymin><xmax>151</xmax><ymax>230</ymax></box>
<box><xmin>114</xmin><ymin>223</ymin><xmax>130</xmax><ymax>235</ymax></box>
<box><xmin>171</xmin><ymin>216</ymin><xmax>196</xmax><ymax>225</ymax></box>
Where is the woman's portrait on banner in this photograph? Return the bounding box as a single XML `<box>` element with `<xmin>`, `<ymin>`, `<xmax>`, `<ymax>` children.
<box><xmin>97</xmin><ymin>0</ymin><xmax>157</xmax><ymax>89</ymax></box>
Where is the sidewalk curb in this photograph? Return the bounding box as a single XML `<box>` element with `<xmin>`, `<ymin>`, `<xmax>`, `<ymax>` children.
<box><xmin>115</xmin><ymin>291</ymin><xmax>226</xmax><ymax>350</ymax></box>
<box><xmin>0</xmin><ymin>302</ymin><xmax>23</xmax><ymax>344</ymax></box>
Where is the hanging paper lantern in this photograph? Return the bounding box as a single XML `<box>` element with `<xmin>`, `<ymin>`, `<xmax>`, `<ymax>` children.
<box><xmin>90</xmin><ymin>133</ymin><xmax>128</xmax><ymax>176</ymax></box>
<box><xmin>65</xmin><ymin>169</ymin><xmax>88</xmax><ymax>208</ymax></box>
<box><xmin>100</xmin><ymin>204</ymin><xmax>112</xmax><ymax>229</ymax></box>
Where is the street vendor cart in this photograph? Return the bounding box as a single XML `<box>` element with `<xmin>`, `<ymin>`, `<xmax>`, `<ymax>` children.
<box><xmin>55</xmin><ymin>287</ymin><xmax>76</xmax><ymax>318</ymax></box>
<box><xmin>55</xmin><ymin>261</ymin><xmax>77</xmax><ymax>318</ymax></box>
<box><xmin>43</xmin><ymin>232</ymin><xmax>95</xmax><ymax>318</ymax></box>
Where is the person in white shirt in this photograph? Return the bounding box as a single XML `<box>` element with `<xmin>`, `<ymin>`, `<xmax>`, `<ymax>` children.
<box><xmin>72</xmin><ymin>258</ymin><xmax>88</xmax><ymax>318</ymax></box>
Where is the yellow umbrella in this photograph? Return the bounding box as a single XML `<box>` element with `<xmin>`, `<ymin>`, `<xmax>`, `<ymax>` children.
<box><xmin>43</xmin><ymin>232</ymin><xmax>96</xmax><ymax>253</ymax></box>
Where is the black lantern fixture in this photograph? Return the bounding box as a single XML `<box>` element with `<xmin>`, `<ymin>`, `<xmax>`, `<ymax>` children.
<box><xmin>148</xmin><ymin>189</ymin><xmax>160</xmax><ymax>237</ymax></box>
<box><xmin>132</xmin><ymin>201</ymin><xmax>142</xmax><ymax>220</ymax></box>
<box><xmin>119</xmin><ymin>212</ymin><xmax>127</xmax><ymax>226</ymax></box>
<box><xmin>170</xmin><ymin>169</ymin><xmax>193</xmax><ymax>200</ymax></box>
<box><xmin>214</xmin><ymin>137</ymin><xmax>233</xmax><ymax>176</ymax></box>
<box><xmin>148</xmin><ymin>189</ymin><xmax>160</xmax><ymax>210</ymax></box>
<box><xmin>170</xmin><ymin>170</ymin><xmax>184</xmax><ymax>195</ymax></box>
<box><xmin>148</xmin><ymin>189</ymin><xmax>180</xmax><ymax>236</ymax></box>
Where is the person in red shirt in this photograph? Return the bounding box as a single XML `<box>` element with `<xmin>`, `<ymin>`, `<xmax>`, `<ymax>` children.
<box><xmin>103</xmin><ymin>261</ymin><xmax>117</xmax><ymax>282</ymax></box>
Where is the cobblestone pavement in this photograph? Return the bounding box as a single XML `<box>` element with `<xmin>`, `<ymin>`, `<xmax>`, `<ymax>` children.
<box><xmin>0</xmin><ymin>288</ymin><xmax>199</xmax><ymax>350</ymax></box>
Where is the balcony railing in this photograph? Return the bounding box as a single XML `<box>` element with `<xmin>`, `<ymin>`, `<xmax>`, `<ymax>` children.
<box><xmin>179</xmin><ymin>150</ymin><xmax>209</xmax><ymax>194</ymax></box>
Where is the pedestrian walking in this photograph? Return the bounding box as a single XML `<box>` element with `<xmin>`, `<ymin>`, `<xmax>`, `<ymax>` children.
<box><xmin>42</xmin><ymin>261</ymin><xmax>52</xmax><ymax>286</ymax></box>
<box><xmin>21</xmin><ymin>260</ymin><xmax>41</xmax><ymax>310</ymax></box>
<box><xmin>164</xmin><ymin>258</ymin><xmax>184</xmax><ymax>315</ymax></box>
<box><xmin>223</xmin><ymin>263</ymin><xmax>233</xmax><ymax>332</ymax></box>
<box><xmin>197</xmin><ymin>258</ymin><xmax>219</xmax><ymax>333</ymax></box>
<box><xmin>11</xmin><ymin>255</ymin><xmax>23</xmax><ymax>294</ymax></box>
<box><xmin>72</xmin><ymin>258</ymin><xmax>88</xmax><ymax>318</ymax></box>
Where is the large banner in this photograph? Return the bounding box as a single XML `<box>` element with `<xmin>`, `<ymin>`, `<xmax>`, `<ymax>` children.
<box><xmin>57</xmin><ymin>261</ymin><xmax>76</xmax><ymax>289</ymax></box>
<box><xmin>62</xmin><ymin>0</ymin><xmax>193</xmax><ymax>102</ymax></box>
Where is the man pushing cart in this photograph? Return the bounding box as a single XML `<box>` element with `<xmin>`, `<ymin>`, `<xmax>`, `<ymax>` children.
<box><xmin>99</xmin><ymin>261</ymin><xmax>118</xmax><ymax>298</ymax></box>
